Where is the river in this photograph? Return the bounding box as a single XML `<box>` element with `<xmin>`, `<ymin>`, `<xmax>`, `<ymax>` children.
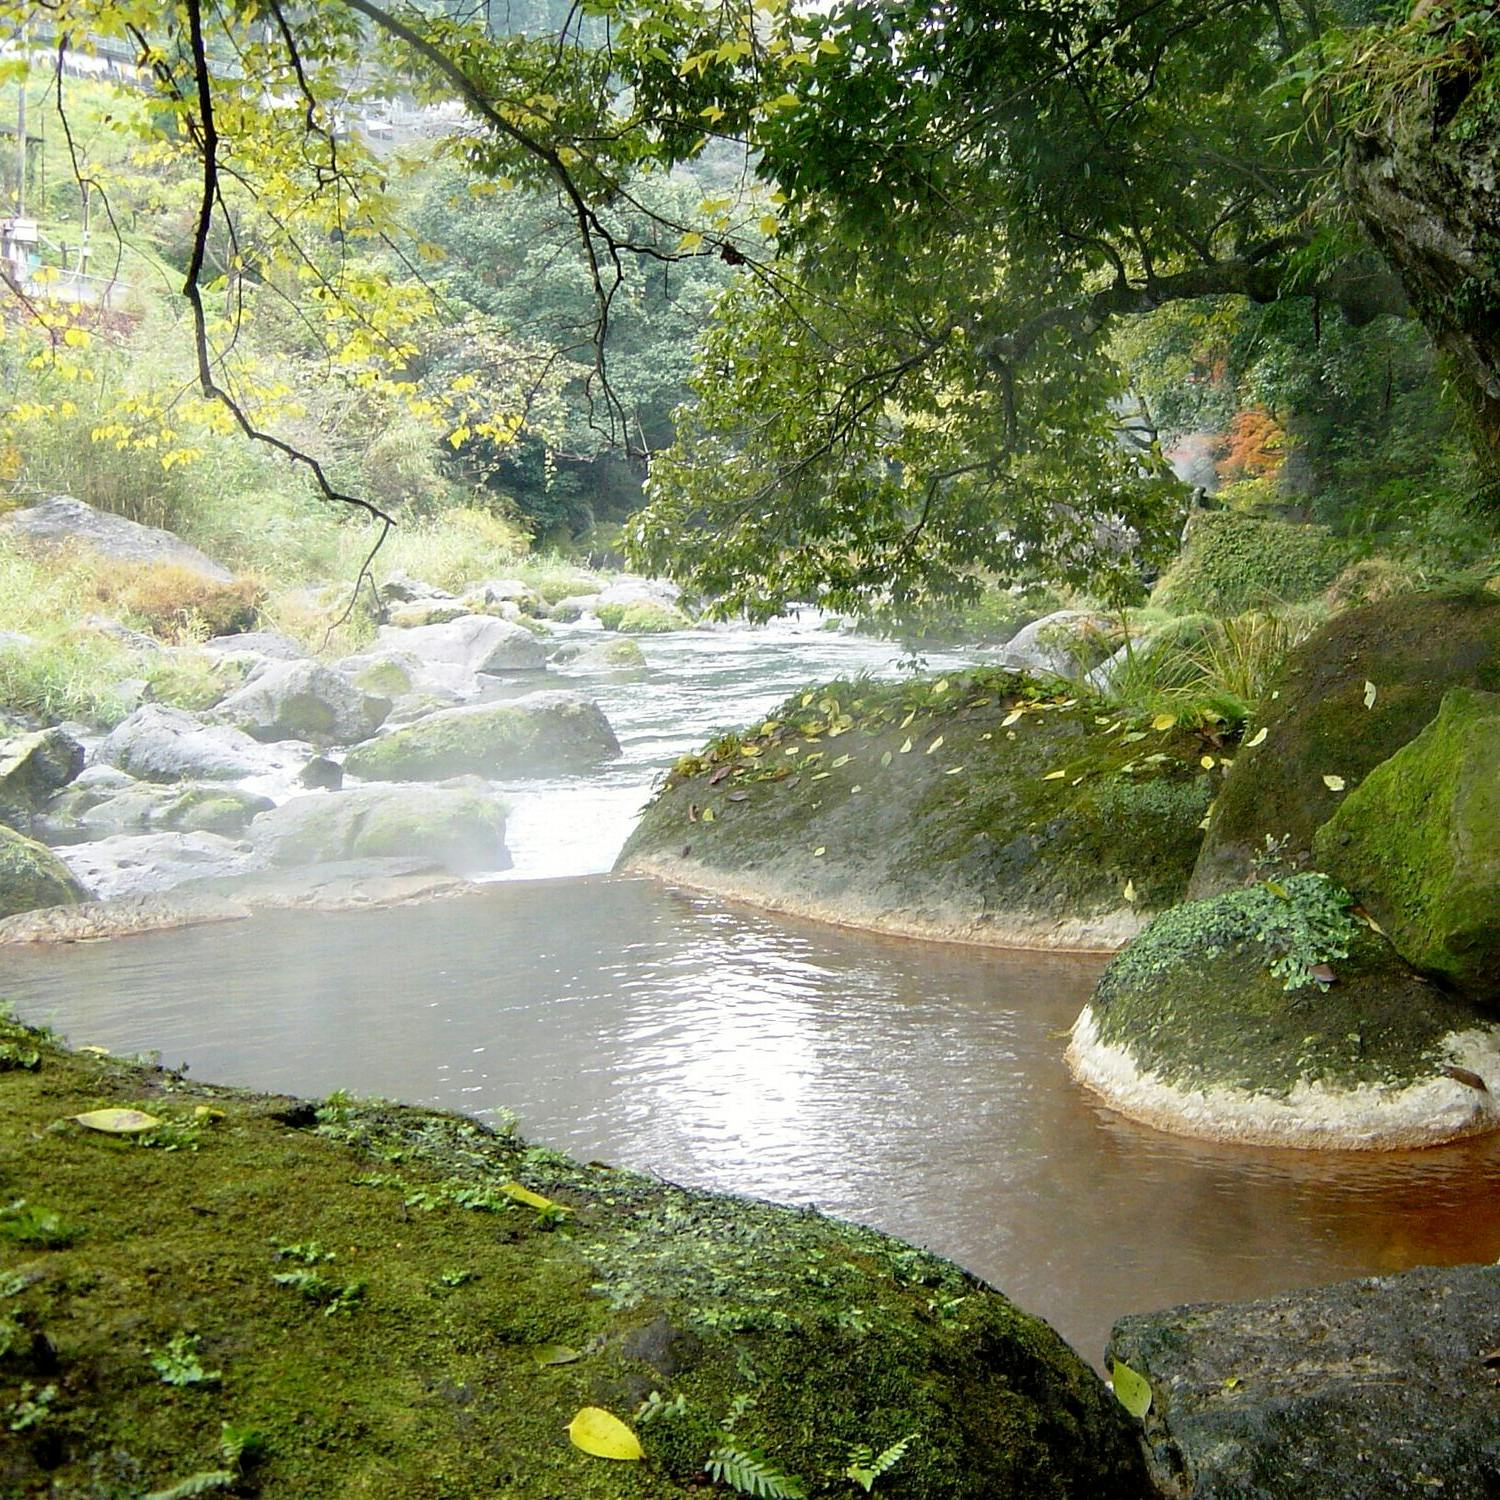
<box><xmin>8</xmin><ymin>618</ymin><xmax>1500</xmax><ymax>1362</ymax></box>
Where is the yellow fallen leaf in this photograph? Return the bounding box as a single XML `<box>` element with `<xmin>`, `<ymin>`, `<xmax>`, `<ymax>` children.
<box><xmin>1246</xmin><ymin>726</ymin><xmax>1268</xmax><ymax>748</ymax></box>
<box><xmin>1363</xmin><ymin>680</ymin><xmax>1377</xmax><ymax>710</ymax></box>
<box><xmin>1123</xmin><ymin>879</ymin><xmax>1137</xmax><ymax>903</ymax></box>
<box><xmin>1002</xmin><ymin>709</ymin><xmax>1023</xmax><ymax>727</ymax></box>
<box><xmin>78</xmin><ymin>1045</ymin><xmax>110</xmax><ymax>1056</ymax></box>
<box><xmin>925</xmin><ymin>735</ymin><xmax>945</xmax><ymax>754</ymax></box>
<box><xmin>499</xmin><ymin>1182</ymin><xmax>559</xmax><ymax>1212</ymax></box>
<box><xmin>813</xmin><ymin>846</ymin><xmax>826</xmax><ymax>856</ymax></box>
<box><xmin>701</xmin><ymin>806</ymin><xmax>716</xmax><ymax>822</ymax></box>
<box><xmin>71</xmin><ymin>1108</ymin><xmax>160</xmax><ymax>1135</ymax></box>
<box><xmin>193</xmin><ymin>1106</ymin><xmax>226</xmax><ymax>1121</ymax></box>
<box><xmin>1111</xmin><ymin>1358</ymin><xmax>1152</xmax><ymax>1418</ymax></box>
<box><xmin>1151</xmin><ymin>712</ymin><xmax>1176</xmax><ymax>732</ymax></box>
<box><xmin>1323</xmin><ymin>774</ymin><xmax>1346</xmax><ymax>792</ymax></box>
<box><xmin>1199</xmin><ymin>755</ymin><xmax>1214</xmax><ymax>770</ymax></box>
<box><xmin>568</xmin><ymin>1407</ymin><xmax>643</xmax><ymax>1461</ymax></box>
<box><xmin>1042</xmin><ymin>770</ymin><xmax>1066</xmax><ymax>780</ymax></box>
<box><xmin>899</xmin><ymin>738</ymin><xmax>913</xmax><ymax>753</ymax></box>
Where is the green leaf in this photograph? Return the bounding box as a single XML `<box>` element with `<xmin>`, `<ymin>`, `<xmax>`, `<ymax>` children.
<box><xmin>1110</xmin><ymin>1357</ymin><xmax>1152</xmax><ymax>1417</ymax></box>
<box><xmin>71</xmin><ymin>1108</ymin><xmax>160</xmax><ymax>1135</ymax></box>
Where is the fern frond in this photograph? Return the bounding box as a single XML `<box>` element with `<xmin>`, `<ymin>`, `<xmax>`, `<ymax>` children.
<box><xmin>142</xmin><ymin>1471</ymin><xmax>237</xmax><ymax>1500</ymax></box>
<box><xmin>846</xmin><ymin>1431</ymin><xmax>918</xmax><ymax>1492</ymax></box>
<box><xmin>706</xmin><ymin>1444</ymin><xmax>808</xmax><ymax>1499</ymax></box>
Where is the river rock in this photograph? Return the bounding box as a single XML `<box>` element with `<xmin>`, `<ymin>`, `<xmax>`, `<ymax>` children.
<box><xmin>0</xmin><ymin>824</ymin><xmax>91</xmax><ymax>917</ymax></box>
<box><xmin>468</xmin><ymin>577</ymin><xmax>545</xmax><ymax>614</ymax></box>
<box><xmin>98</xmin><ymin>704</ymin><xmax>300</xmax><ymax>782</ymax></box>
<box><xmin>1068</xmin><ymin>874</ymin><xmax>1500</xmax><ymax>1149</ymax></box>
<box><xmin>1108</xmin><ymin>1263</ymin><xmax>1500</xmax><ymax>1499</ymax></box>
<box><xmin>251</xmin><ymin>786</ymin><xmax>509</xmax><ymax>874</ymax></box>
<box><xmin>551</xmin><ymin>636</ymin><xmax>647</xmax><ymax>669</ymax></box>
<box><xmin>58</xmin><ymin>830</ymin><xmax>266</xmax><ymax>900</ymax></box>
<box><xmin>373</xmin><ymin>615</ymin><xmax>547</xmax><ymax>681</ymax></box>
<box><xmin>2</xmin><ymin>1020</ymin><xmax>1152</xmax><ymax>1500</ymax></box>
<box><xmin>201</xmin><ymin>630</ymin><xmax>308</xmax><ymax>662</ymax></box>
<box><xmin>620</xmin><ymin>667</ymin><xmax>1214</xmax><ymax>948</ymax></box>
<box><xmin>0</xmin><ymin>495</ymin><xmax>233</xmax><ymax>582</ymax></box>
<box><xmin>1315</xmin><ymin>687</ymin><xmax>1500</xmax><ymax>1004</ymax></box>
<box><xmin>385</xmin><ymin>598</ymin><xmax>475</xmax><ymax>628</ymax></box>
<box><xmin>299</xmin><ymin>756</ymin><xmax>343</xmax><ymax>791</ymax></box>
<box><xmin>547</xmin><ymin>594</ymin><xmax>596</xmax><ymax>623</ymax></box>
<box><xmin>344</xmin><ymin>689</ymin><xmax>620</xmax><ymax>781</ymax></box>
<box><xmin>41</xmin><ymin>781</ymin><xmax>274</xmax><ymax>843</ymax></box>
<box><xmin>594</xmin><ymin>573</ymin><xmax>681</xmax><ymax>609</ymax></box>
<box><xmin>0</xmin><ymin>727</ymin><xmax>85</xmax><ymax>828</ymax></box>
<box><xmin>83</xmin><ymin>615</ymin><xmax>164</xmax><ymax>651</ymax></box>
<box><xmin>1190</xmin><ymin>589</ymin><xmax>1500</xmax><ymax>898</ymax></box>
<box><xmin>594</xmin><ymin>599</ymin><xmax>692</xmax><ymax>633</ymax></box>
<box><xmin>378</xmin><ymin>570</ymin><xmax>450</xmax><ymax>604</ymax></box>
<box><xmin>996</xmin><ymin>609</ymin><xmax>1118</xmax><ymax>681</ymax></box>
<box><xmin>214</xmin><ymin>659</ymin><xmax>390</xmax><ymax>746</ymax></box>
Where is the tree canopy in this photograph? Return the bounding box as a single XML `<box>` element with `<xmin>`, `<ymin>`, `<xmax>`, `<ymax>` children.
<box><xmin>0</xmin><ymin>0</ymin><xmax>1493</xmax><ymax>612</ymax></box>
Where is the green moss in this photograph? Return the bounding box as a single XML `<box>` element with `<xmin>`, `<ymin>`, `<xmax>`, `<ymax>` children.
<box><xmin>1089</xmin><ymin>880</ymin><xmax>1483</xmax><ymax>1095</ymax></box>
<box><xmin>351</xmin><ymin>659</ymin><xmax>415</xmax><ymax>699</ymax></box>
<box><xmin>0</xmin><ymin>1018</ymin><xmax>1148</xmax><ymax>1498</ymax></box>
<box><xmin>619</xmin><ymin>670</ymin><xmax>1218</xmax><ymax>924</ymax></box>
<box><xmin>1191</xmin><ymin>589</ymin><xmax>1500</xmax><ymax>897</ymax></box>
<box><xmin>0</xmin><ymin>826</ymin><xmax>88</xmax><ymax>918</ymax></box>
<box><xmin>1152</xmin><ymin>512</ymin><xmax>1343</xmax><ymax>615</ymax></box>
<box><xmin>595</xmin><ymin>601</ymin><xmax>690</xmax><ymax>634</ymax></box>
<box><xmin>1315</xmin><ymin>688</ymin><xmax>1500</xmax><ymax>1001</ymax></box>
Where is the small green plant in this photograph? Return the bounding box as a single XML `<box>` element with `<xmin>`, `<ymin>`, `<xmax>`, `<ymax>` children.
<box><xmin>149</xmin><ymin>1332</ymin><xmax>222</xmax><ymax>1388</ymax></box>
<box><xmin>142</xmin><ymin>1471</ymin><xmax>238</xmax><ymax>1499</ymax></box>
<box><xmin>218</xmin><ymin>1419</ymin><xmax>269</xmax><ymax>1470</ymax></box>
<box><xmin>706</xmin><ymin>1446</ymin><xmax>808</xmax><ymax>1499</ymax></box>
<box><xmin>0</xmin><ymin>1040</ymin><xmax>40</xmax><ymax>1071</ymax></box>
<box><xmin>7</xmin><ymin>1381</ymin><xmax>57</xmax><ymax>1432</ymax></box>
<box><xmin>139</xmin><ymin>1114</ymin><xmax>207</xmax><ymax>1152</ymax></box>
<box><xmin>635</xmin><ymin>1389</ymin><xmax>687</xmax><ymax>1424</ymax></box>
<box><xmin>272</xmin><ymin>1268</ymin><xmax>365</xmax><ymax>1316</ymax></box>
<box><xmin>0</xmin><ymin>1199</ymin><xmax>77</xmax><ymax>1249</ymax></box>
<box><xmin>435</xmin><ymin>1268</ymin><xmax>475</xmax><ymax>1288</ymax></box>
<box><xmin>845</xmin><ymin>1434</ymin><xmax>917</xmax><ymax>1492</ymax></box>
<box><xmin>271</xmin><ymin>1240</ymin><xmax>334</xmax><ymax>1264</ymax></box>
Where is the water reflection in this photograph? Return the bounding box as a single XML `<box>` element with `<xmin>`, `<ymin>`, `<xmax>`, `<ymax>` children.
<box><xmin>8</xmin><ymin>874</ymin><xmax>1500</xmax><ymax>1363</ymax></box>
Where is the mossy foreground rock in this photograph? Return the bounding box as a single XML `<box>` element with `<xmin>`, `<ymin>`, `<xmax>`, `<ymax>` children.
<box><xmin>1190</xmin><ymin>590</ymin><xmax>1500</xmax><ymax>898</ymax></box>
<box><xmin>1069</xmin><ymin>876</ymin><xmax>1500</xmax><ymax>1148</ymax></box>
<box><xmin>0</xmin><ymin>824</ymin><xmax>90</xmax><ymax>918</ymax></box>
<box><xmin>0</xmin><ymin>1020</ymin><xmax>1149</xmax><ymax>1499</ymax></box>
<box><xmin>1108</xmin><ymin>1264</ymin><xmax>1500</xmax><ymax>1499</ymax></box>
<box><xmin>1315</xmin><ymin>688</ymin><xmax>1500</xmax><ymax>1005</ymax></box>
<box><xmin>344</xmin><ymin>690</ymin><xmax>621</xmax><ymax>781</ymax></box>
<box><xmin>619</xmin><ymin>671</ymin><xmax>1216</xmax><ymax>948</ymax></box>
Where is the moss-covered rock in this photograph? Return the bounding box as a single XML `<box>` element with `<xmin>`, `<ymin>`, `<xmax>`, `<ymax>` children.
<box><xmin>619</xmin><ymin>670</ymin><xmax>1218</xmax><ymax>948</ymax></box>
<box><xmin>595</xmin><ymin>600</ymin><xmax>692</xmax><ymax>634</ymax></box>
<box><xmin>552</xmin><ymin>636</ymin><xmax>649</xmax><ymax>669</ymax></box>
<box><xmin>0</xmin><ymin>1018</ymin><xmax>1150</xmax><ymax>1499</ymax></box>
<box><xmin>0</xmin><ymin>823</ymin><xmax>90</xmax><ymax>917</ymax></box>
<box><xmin>1068</xmin><ymin>876</ymin><xmax>1500</xmax><ymax>1148</ymax></box>
<box><xmin>1189</xmin><ymin>590</ymin><xmax>1500</xmax><ymax>898</ymax></box>
<box><xmin>344</xmin><ymin>689</ymin><xmax>621</xmax><ymax>781</ymax></box>
<box><xmin>1152</xmin><ymin>512</ymin><xmax>1343</xmax><ymax>615</ymax></box>
<box><xmin>1314</xmin><ymin>688</ymin><xmax>1500</xmax><ymax>1004</ymax></box>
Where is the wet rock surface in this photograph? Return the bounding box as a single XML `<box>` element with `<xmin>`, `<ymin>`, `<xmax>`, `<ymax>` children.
<box><xmin>0</xmin><ymin>495</ymin><xmax>235</xmax><ymax>581</ymax></box>
<box><xmin>99</xmin><ymin>704</ymin><xmax>305</xmax><ymax>782</ymax></box>
<box><xmin>1109</xmin><ymin>1264</ymin><xmax>1500</xmax><ymax>1499</ymax></box>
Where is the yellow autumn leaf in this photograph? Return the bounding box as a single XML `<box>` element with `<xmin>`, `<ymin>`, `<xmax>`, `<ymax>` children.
<box><xmin>925</xmin><ymin>735</ymin><xmax>944</xmax><ymax>754</ymax></box>
<box><xmin>1123</xmin><ymin>879</ymin><xmax>1137</xmax><ymax>903</ymax></box>
<box><xmin>71</xmin><ymin>1108</ymin><xmax>160</xmax><ymax>1135</ymax></box>
<box><xmin>899</xmin><ymin>738</ymin><xmax>913</xmax><ymax>753</ymax></box>
<box><xmin>1200</xmin><ymin>755</ymin><xmax>1216</xmax><ymax>770</ymax></box>
<box><xmin>701</xmin><ymin>806</ymin><xmax>716</xmax><ymax>822</ymax></box>
<box><xmin>1042</xmin><ymin>770</ymin><xmax>1066</xmax><ymax>780</ymax></box>
<box><xmin>678</xmin><ymin>230</ymin><xmax>705</xmax><ymax>251</ymax></box>
<box><xmin>1110</xmin><ymin>1359</ymin><xmax>1152</xmax><ymax>1418</ymax></box>
<box><xmin>1151</xmin><ymin>713</ymin><xmax>1176</xmax><ymax>732</ymax></box>
<box><xmin>567</xmin><ymin>1407</ymin><xmax>643</xmax><ymax>1461</ymax></box>
<box><xmin>499</xmin><ymin>1182</ymin><xmax>559</xmax><ymax>1212</ymax></box>
<box><xmin>813</xmin><ymin>846</ymin><xmax>826</xmax><ymax>856</ymax></box>
<box><xmin>1002</xmin><ymin>709</ymin><xmax>1023</xmax><ymax>727</ymax></box>
<box><xmin>1323</xmin><ymin>774</ymin><xmax>1346</xmax><ymax>792</ymax></box>
<box><xmin>1246</xmin><ymin>726</ymin><xmax>1268</xmax><ymax>748</ymax></box>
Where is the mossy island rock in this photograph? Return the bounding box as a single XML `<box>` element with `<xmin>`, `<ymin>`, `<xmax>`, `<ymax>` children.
<box><xmin>0</xmin><ymin>1018</ymin><xmax>1150</xmax><ymax>1499</ymax></box>
<box><xmin>1151</xmin><ymin>511</ymin><xmax>1343</xmax><ymax>615</ymax></box>
<box><xmin>0</xmin><ymin>823</ymin><xmax>90</xmax><ymax>917</ymax></box>
<box><xmin>214</xmin><ymin>659</ymin><xmax>391</xmax><ymax>746</ymax></box>
<box><xmin>1189</xmin><ymin>590</ymin><xmax>1500</xmax><ymax>898</ymax></box>
<box><xmin>595</xmin><ymin>599</ymin><xmax>692</xmax><ymax>633</ymax></box>
<box><xmin>344</xmin><ymin>689</ymin><xmax>621</xmax><ymax>781</ymax></box>
<box><xmin>1315</xmin><ymin>688</ymin><xmax>1500</xmax><ymax>1006</ymax></box>
<box><xmin>1068</xmin><ymin>875</ymin><xmax>1500</xmax><ymax>1148</ymax></box>
<box><xmin>619</xmin><ymin>670</ymin><xmax>1218</xmax><ymax>949</ymax></box>
<box><xmin>553</xmin><ymin>636</ymin><xmax>649</xmax><ymax>670</ymax></box>
<box><xmin>40</xmin><ymin>779</ymin><xmax>274</xmax><ymax>843</ymax></box>
<box><xmin>1108</xmin><ymin>1264</ymin><xmax>1500</xmax><ymax>1500</ymax></box>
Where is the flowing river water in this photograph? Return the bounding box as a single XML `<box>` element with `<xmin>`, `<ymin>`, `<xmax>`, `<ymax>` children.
<box><xmin>9</xmin><ymin>619</ymin><xmax>1500</xmax><ymax>1362</ymax></box>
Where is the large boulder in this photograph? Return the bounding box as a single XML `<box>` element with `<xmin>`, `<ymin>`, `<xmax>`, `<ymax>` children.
<box><xmin>1190</xmin><ymin>590</ymin><xmax>1500</xmax><ymax>898</ymax></box>
<box><xmin>385</xmin><ymin>598</ymin><xmax>475</xmax><ymax>629</ymax></box>
<box><xmin>58</xmin><ymin>831</ymin><xmax>265</xmax><ymax>900</ymax></box>
<box><xmin>344</xmin><ymin>690</ymin><xmax>620</xmax><ymax>781</ymax></box>
<box><xmin>551</xmin><ymin>635</ymin><xmax>647</xmax><ymax>670</ymax></box>
<box><xmin>593</xmin><ymin>573</ymin><xmax>681</xmax><ymax>610</ymax></box>
<box><xmin>373</xmin><ymin>615</ymin><xmax>547</xmax><ymax>681</ymax></box>
<box><xmin>1</xmin><ymin>1018</ymin><xmax>1152</xmax><ymax>1499</ymax></box>
<box><xmin>0</xmin><ymin>727</ymin><xmax>84</xmax><ymax>829</ymax></box>
<box><xmin>1151</xmin><ymin>511</ymin><xmax>1342</xmax><ymax>615</ymax></box>
<box><xmin>251</xmin><ymin>786</ymin><xmax>509</xmax><ymax>874</ymax></box>
<box><xmin>201</xmin><ymin>630</ymin><xmax>308</xmax><ymax>662</ymax></box>
<box><xmin>214</xmin><ymin>659</ymin><xmax>390</xmax><ymax>746</ymax></box>
<box><xmin>1109</xmin><ymin>1264</ymin><xmax>1500</xmax><ymax>1499</ymax></box>
<box><xmin>0</xmin><ymin>495</ymin><xmax>233</xmax><ymax>582</ymax></box>
<box><xmin>594</xmin><ymin>599</ymin><xmax>692</xmax><ymax>633</ymax></box>
<box><xmin>1315</xmin><ymin>687</ymin><xmax>1500</xmax><ymax>1004</ymax></box>
<box><xmin>40</xmin><ymin>780</ymin><xmax>273</xmax><ymax>843</ymax></box>
<box><xmin>996</xmin><ymin>610</ymin><xmax>1118</xmax><ymax>681</ymax></box>
<box><xmin>1068</xmin><ymin>875</ymin><xmax>1500</xmax><ymax>1149</ymax></box>
<box><xmin>98</xmin><ymin>705</ymin><xmax>301</xmax><ymax>783</ymax></box>
<box><xmin>0</xmin><ymin>824</ymin><xmax>90</xmax><ymax>917</ymax></box>
<box><xmin>619</xmin><ymin>669</ymin><xmax>1216</xmax><ymax>949</ymax></box>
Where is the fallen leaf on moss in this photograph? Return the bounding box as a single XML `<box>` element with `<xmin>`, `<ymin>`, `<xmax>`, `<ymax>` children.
<box><xmin>1111</xmin><ymin>1358</ymin><xmax>1152</xmax><ymax>1417</ymax></box>
<box><xmin>535</xmin><ymin>1344</ymin><xmax>581</xmax><ymax>1367</ymax></box>
<box><xmin>71</xmin><ymin>1108</ymin><xmax>160</xmax><ymax>1134</ymax></box>
<box><xmin>1323</xmin><ymin>774</ymin><xmax>1346</xmax><ymax>792</ymax></box>
<box><xmin>925</xmin><ymin>735</ymin><xmax>944</xmax><ymax>754</ymax></box>
<box><xmin>1246</xmin><ymin>726</ymin><xmax>1268</xmax><ymax>748</ymax></box>
<box><xmin>1042</xmin><ymin>769</ymin><xmax>1065</xmax><ymax>780</ymax></box>
<box><xmin>1363</xmin><ymin>680</ymin><xmax>1378</xmax><ymax>710</ymax></box>
<box><xmin>499</xmin><ymin>1182</ymin><xmax>560</xmax><ymax>1212</ymax></box>
<box><xmin>1151</xmin><ymin>712</ymin><xmax>1176</xmax><ymax>731</ymax></box>
<box><xmin>569</xmin><ymin>1407</ymin><xmax>643</xmax><ymax>1460</ymax></box>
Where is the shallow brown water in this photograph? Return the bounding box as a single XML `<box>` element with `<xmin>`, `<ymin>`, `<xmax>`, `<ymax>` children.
<box><xmin>8</xmin><ymin>874</ymin><xmax>1500</xmax><ymax>1363</ymax></box>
